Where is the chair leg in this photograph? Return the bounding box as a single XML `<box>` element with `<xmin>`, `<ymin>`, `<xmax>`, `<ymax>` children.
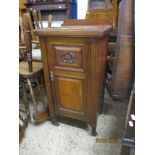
<box><xmin>20</xmin><ymin>78</ymin><xmax>30</xmax><ymax>119</ymax></box>
<box><xmin>105</xmin><ymin>74</ymin><xmax>113</xmax><ymax>98</ymax></box>
<box><xmin>19</xmin><ymin>112</ymin><xmax>28</xmax><ymax>143</ymax></box>
<box><xmin>35</xmin><ymin>76</ymin><xmax>47</xmax><ymax>109</ymax></box>
<box><xmin>27</xmin><ymin>78</ymin><xmax>39</xmax><ymax>114</ymax></box>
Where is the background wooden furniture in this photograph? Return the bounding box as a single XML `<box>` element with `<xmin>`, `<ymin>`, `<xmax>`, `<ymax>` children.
<box><xmin>62</xmin><ymin>18</ymin><xmax>113</xmax><ymax>26</ymax></box>
<box><xmin>35</xmin><ymin>25</ymin><xmax>112</xmax><ymax>135</ymax></box>
<box><xmin>25</xmin><ymin>0</ymin><xmax>73</xmax><ymax>43</ymax></box>
<box><xmin>26</xmin><ymin>0</ymin><xmax>73</xmax><ymax>23</ymax></box>
<box><xmin>111</xmin><ymin>0</ymin><xmax>135</xmax><ymax>100</ymax></box>
<box><xmin>20</xmin><ymin>10</ymin><xmax>44</xmax><ymax>62</ymax></box>
<box><xmin>84</xmin><ymin>0</ymin><xmax>119</xmax><ymax>100</ymax></box>
<box><xmin>19</xmin><ymin>13</ymin><xmax>49</xmax><ymax>123</ymax></box>
<box><xmin>86</xmin><ymin>0</ymin><xmax>119</xmax><ymax>28</ymax></box>
<box><xmin>19</xmin><ymin>0</ymin><xmax>28</xmax><ymax>15</ymax></box>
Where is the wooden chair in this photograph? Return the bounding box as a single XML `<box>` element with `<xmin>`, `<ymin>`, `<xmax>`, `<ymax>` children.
<box><xmin>19</xmin><ymin>10</ymin><xmax>42</xmax><ymax>62</ymax></box>
<box><xmin>19</xmin><ymin>13</ymin><xmax>50</xmax><ymax>123</ymax></box>
<box><xmin>19</xmin><ymin>14</ymin><xmax>27</xmax><ymax>61</ymax></box>
<box><xmin>30</xmin><ymin>10</ymin><xmax>42</xmax><ymax>62</ymax></box>
<box><xmin>19</xmin><ymin>80</ymin><xmax>28</xmax><ymax>143</ymax></box>
<box><xmin>29</xmin><ymin>9</ymin><xmax>53</xmax><ymax>62</ymax></box>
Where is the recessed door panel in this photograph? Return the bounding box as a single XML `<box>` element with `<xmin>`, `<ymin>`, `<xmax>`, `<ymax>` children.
<box><xmin>52</xmin><ymin>73</ymin><xmax>87</xmax><ymax>120</ymax></box>
<box><xmin>55</xmin><ymin>76</ymin><xmax>84</xmax><ymax>113</ymax></box>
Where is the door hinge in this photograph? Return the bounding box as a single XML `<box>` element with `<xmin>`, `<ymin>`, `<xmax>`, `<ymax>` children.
<box><xmin>49</xmin><ymin>71</ymin><xmax>54</xmax><ymax>81</ymax></box>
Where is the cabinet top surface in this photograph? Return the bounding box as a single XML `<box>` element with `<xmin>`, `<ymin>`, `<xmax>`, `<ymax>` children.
<box><xmin>34</xmin><ymin>25</ymin><xmax>112</xmax><ymax>38</ymax></box>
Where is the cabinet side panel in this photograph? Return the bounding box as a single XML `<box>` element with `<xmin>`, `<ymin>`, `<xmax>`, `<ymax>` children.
<box><xmin>39</xmin><ymin>37</ymin><xmax>55</xmax><ymax>117</ymax></box>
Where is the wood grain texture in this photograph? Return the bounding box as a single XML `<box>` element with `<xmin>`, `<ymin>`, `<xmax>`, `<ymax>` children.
<box><xmin>39</xmin><ymin>37</ymin><xmax>55</xmax><ymax>117</ymax></box>
<box><xmin>34</xmin><ymin>25</ymin><xmax>112</xmax><ymax>37</ymax></box>
<box><xmin>111</xmin><ymin>0</ymin><xmax>135</xmax><ymax>100</ymax></box>
<box><xmin>62</xmin><ymin>19</ymin><xmax>113</xmax><ymax>26</ymax></box>
<box><xmin>86</xmin><ymin>0</ymin><xmax>119</xmax><ymax>27</ymax></box>
<box><xmin>56</xmin><ymin>77</ymin><xmax>83</xmax><ymax>112</ymax></box>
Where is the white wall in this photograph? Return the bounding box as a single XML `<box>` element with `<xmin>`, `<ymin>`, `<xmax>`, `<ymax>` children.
<box><xmin>77</xmin><ymin>0</ymin><xmax>88</xmax><ymax>19</ymax></box>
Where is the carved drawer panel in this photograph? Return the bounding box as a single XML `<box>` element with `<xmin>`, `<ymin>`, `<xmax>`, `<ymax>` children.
<box><xmin>58</xmin><ymin>51</ymin><xmax>77</xmax><ymax>65</ymax></box>
<box><xmin>53</xmin><ymin>45</ymin><xmax>85</xmax><ymax>71</ymax></box>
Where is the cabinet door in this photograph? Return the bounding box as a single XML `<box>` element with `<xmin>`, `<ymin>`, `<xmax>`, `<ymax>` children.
<box><xmin>47</xmin><ymin>41</ymin><xmax>89</xmax><ymax>121</ymax></box>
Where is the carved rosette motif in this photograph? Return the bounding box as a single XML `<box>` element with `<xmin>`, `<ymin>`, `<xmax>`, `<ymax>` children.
<box><xmin>58</xmin><ymin>51</ymin><xmax>77</xmax><ymax>64</ymax></box>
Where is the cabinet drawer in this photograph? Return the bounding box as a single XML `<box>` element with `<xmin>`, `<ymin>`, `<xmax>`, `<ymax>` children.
<box><xmin>53</xmin><ymin>44</ymin><xmax>87</xmax><ymax>72</ymax></box>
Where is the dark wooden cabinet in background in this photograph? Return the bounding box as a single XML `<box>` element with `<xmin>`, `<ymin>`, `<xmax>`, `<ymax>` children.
<box><xmin>26</xmin><ymin>0</ymin><xmax>73</xmax><ymax>21</ymax></box>
<box><xmin>35</xmin><ymin>25</ymin><xmax>112</xmax><ymax>135</ymax></box>
<box><xmin>25</xmin><ymin>0</ymin><xmax>73</xmax><ymax>41</ymax></box>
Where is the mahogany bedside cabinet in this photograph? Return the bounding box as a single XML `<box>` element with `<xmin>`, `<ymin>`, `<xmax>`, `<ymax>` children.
<box><xmin>34</xmin><ymin>25</ymin><xmax>112</xmax><ymax>136</ymax></box>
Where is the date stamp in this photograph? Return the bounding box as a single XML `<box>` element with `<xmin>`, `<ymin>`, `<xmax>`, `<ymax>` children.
<box><xmin>96</xmin><ymin>137</ymin><xmax>118</xmax><ymax>143</ymax></box>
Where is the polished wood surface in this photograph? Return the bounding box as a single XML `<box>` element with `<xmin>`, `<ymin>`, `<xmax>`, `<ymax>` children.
<box><xmin>62</xmin><ymin>18</ymin><xmax>117</xmax><ymax>39</ymax></box>
<box><xmin>34</xmin><ymin>25</ymin><xmax>112</xmax><ymax>37</ymax></box>
<box><xmin>19</xmin><ymin>0</ymin><xmax>27</xmax><ymax>10</ymax></box>
<box><xmin>35</xmin><ymin>25</ymin><xmax>112</xmax><ymax>135</ymax></box>
<box><xmin>86</xmin><ymin>0</ymin><xmax>119</xmax><ymax>27</ymax></box>
<box><xmin>55</xmin><ymin>77</ymin><xmax>84</xmax><ymax>112</ymax></box>
<box><xmin>111</xmin><ymin>0</ymin><xmax>135</xmax><ymax>100</ymax></box>
<box><xmin>62</xmin><ymin>18</ymin><xmax>113</xmax><ymax>26</ymax></box>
